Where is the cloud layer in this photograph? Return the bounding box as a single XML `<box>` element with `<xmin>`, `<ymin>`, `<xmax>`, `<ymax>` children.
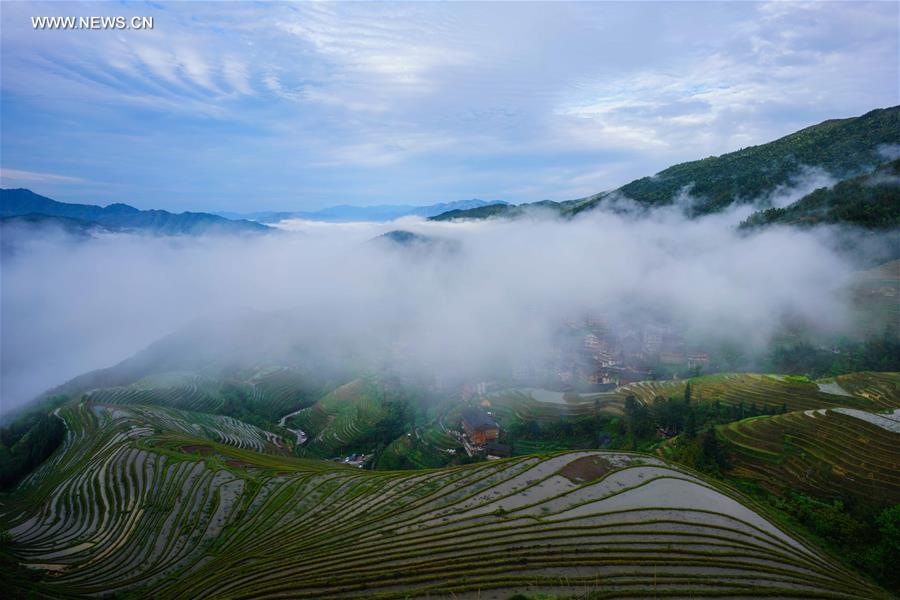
<box><xmin>0</xmin><ymin>210</ymin><xmax>876</xmax><ymax>413</ymax></box>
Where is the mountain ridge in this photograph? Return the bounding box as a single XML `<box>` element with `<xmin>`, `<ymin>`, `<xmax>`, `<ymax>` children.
<box><xmin>0</xmin><ymin>188</ymin><xmax>270</xmax><ymax>235</ymax></box>
<box><xmin>218</xmin><ymin>198</ymin><xmax>508</xmax><ymax>223</ymax></box>
<box><xmin>430</xmin><ymin>105</ymin><xmax>900</xmax><ymax>224</ymax></box>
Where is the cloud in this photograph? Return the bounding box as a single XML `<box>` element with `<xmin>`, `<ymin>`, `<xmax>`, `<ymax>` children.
<box><xmin>0</xmin><ymin>169</ymin><xmax>86</xmax><ymax>184</ymax></box>
<box><xmin>763</xmin><ymin>166</ymin><xmax>837</xmax><ymax>209</ymax></box>
<box><xmin>1</xmin><ymin>209</ymin><xmax>885</xmax><ymax>414</ymax></box>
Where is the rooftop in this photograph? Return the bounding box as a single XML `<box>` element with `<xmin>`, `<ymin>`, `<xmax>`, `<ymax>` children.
<box><xmin>461</xmin><ymin>406</ymin><xmax>499</xmax><ymax>431</ymax></box>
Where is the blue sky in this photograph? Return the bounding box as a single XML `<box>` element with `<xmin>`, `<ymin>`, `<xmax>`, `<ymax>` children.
<box><xmin>1</xmin><ymin>1</ymin><xmax>897</xmax><ymax>212</ymax></box>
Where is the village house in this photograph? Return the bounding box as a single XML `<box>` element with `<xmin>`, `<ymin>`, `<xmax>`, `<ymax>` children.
<box><xmin>484</xmin><ymin>441</ymin><xmax>512</xmax><ymax>459</ymax></box>
<box><xmin>461</xmin><ymin>407</ymin><xmax>500</xmax><ymax>446</ymax></box>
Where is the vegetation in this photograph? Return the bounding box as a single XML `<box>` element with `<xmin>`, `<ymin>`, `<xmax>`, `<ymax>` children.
<box><xmin>83</xmin><ymin>367</ymin><xmax>327</xmax><ymax>430</ymax></box>
<box><xmin>429</xmin><ymin>106</ymin><xmax>900</xmax><ymax>223</ymax></box>
<box><xmin>1</xmin><ymin>370</ymin><xmax>896</xmax><ymax>597</ymax></box>
<box><xmin>617</xmin><ymin>371</ymin><xmax>900</xmax><ymax>413</ymax></box>
<box><xmin>0</xmin><ymin>400</ymin><xmax>885</xmax><ymax>599</ymax></box>
<box><xmin>741</xmin><ymin>159</ymin><xmax>900</xmax><ymax>229</ymax></box>
<box><xmin>429</xmin><ymin>200</ymin><xmax>563</xmax><ymax>221</ymax></box>
<box><xmin>571</xmin><ymin>106</ymin><xmax>900</xmax><ymax>216</ymax></box>
<box><xmin>664</xmin><ymin>401</ymin><xmax>900</xmax><ymax>592</ymax></box>
<box><xmin>289</xmin><ymin>377</ymin><xmax>420</xmax><ymax>461</ymax></box>
<box><xmin>0</xmin><ymin>405</ymin><xmax>67</xmax><ymax>490</ymax></box>
<box><xmin>763</xmin><ymin>334</ymin><xmax>900</xmax><ymax>378</ymax></box>
<box><xmin>429</xmin><ymin>202</ymin><xmax>514</xmax><ymax>220</ymax></box>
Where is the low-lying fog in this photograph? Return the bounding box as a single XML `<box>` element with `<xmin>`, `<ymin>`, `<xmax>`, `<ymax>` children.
<box><xmin>0</xmin><ymin>205</ymin><xmax>888</xmax><ymax>413</ymax></box>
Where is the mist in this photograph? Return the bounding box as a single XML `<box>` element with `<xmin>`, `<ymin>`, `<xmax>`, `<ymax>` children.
<box><xmin>0</xmin><ymin>207</ymin><xmax>884</xmax><ymax>414</ymax></box>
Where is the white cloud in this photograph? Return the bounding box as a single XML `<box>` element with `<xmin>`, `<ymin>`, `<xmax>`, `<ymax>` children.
<box><xmin>0</xmin><ymin>169</ymin><xmax>86</xmax><ymax>184</ymax></box>
<box><xmin>222</xmin><ymin>57</ymin><xmax>254</xmax><ymax>95</ymax></box>
<box><xmin>0</xmin><ymin>1</ymin><xmax>895</xmax><ymax>208</ymax></box>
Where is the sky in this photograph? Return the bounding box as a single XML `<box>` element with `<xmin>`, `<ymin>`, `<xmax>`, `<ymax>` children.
<box><xmin>0</xmin><ymin>1</ymin><xmax>898</xmax><ymax>212</ymax></box>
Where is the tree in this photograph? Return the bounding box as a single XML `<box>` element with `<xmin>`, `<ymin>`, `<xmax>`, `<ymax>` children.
<box><xmin>684</xmin><ymin>410</ymin><xmax>697</xmax><ymax>439</ymax></box>
<box><xmin>623</xmin><ymin>395</ymin><xmax>653</xmax><ymax>446</ymax></box>
<box><xmin>697</xmin><ymin>426</ymin><xmax>729</xmax><ymax>474</ymax></box>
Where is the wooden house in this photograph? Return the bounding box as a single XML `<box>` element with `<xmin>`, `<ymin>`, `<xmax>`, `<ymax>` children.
<box><xmin>461</xmin><ymin>407</ymin><xmax>499</xmax><ymax>446</ymax></box>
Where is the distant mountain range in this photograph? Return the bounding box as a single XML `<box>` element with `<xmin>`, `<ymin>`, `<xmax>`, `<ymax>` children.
<box><xmin>0</xmin><ymin>188</ymin><xmax>270</xmax><ymax>235</ymax></box>
<box><xmin>217</xmin><ymin>199</ymin><xmax>506</xmax><ymax>223</ymax></box>
<box><xmin>429</xmin><ymin>106</ymin><xmax>900</xmax><ymax>226</ymax></box>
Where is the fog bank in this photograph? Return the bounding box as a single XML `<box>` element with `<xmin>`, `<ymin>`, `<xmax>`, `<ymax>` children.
<box><xmin>0</xmin><ymin>208</ymin><xmax>882</xmax><ymax>413</ymax></box>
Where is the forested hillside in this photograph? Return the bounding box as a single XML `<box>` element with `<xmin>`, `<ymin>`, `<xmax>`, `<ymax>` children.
<box><xmin>431</xmin><ymin>106</ymin><xmax>900</xmax><ymax>224</ymax></box>
<box><xmin>740</xmin><ymin>159</ymin><xmax>900</xmax><ymax>229</ymax></box>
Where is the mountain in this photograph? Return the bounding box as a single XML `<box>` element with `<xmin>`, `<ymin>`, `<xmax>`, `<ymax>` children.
<box><xmin>368</xmin><ymin>229</ymin><xmax>461</xmax><ymax>254</ymax></box>
<box><xmin>572</xmin><ymin>105</ymin><xmax>900</xmax><ymax>216</ymax></box>
<box><xmin>429</xmin><ymin>200</ymin><xmax>561</xmax><ymax>221</ymax></box>
<box><xmin>372</xmin><ymin>230</ymin><xmax>434</xmax><ymax>246</ymax></box>
<box><xmin>431</xmin><ymin>106</ymin><xmax>900</xmax><ymax>222</ymax></box>
<box><xmin>739</xmin><ymin>158</ymin><xmax>900</xmax><ymax>229</ymax></box>
<box><xmin>0</xmin><ymin>189</ymin><xmax>270</xmax><ymax>235</ymax></box>
<box><xmin>219</xmin><ymin>199</ymin><xmax>507</xmax><ymax>223</ymax></box>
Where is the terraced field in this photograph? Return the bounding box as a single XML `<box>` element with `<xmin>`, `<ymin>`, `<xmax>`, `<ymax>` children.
<box><xmin>718</xmin><ymin>407</ymin><xmax>900</xmax><ymax>506</ymax></box>
<box><xmin>484</xmin><ymin>388</ymin><xmax>627</xmax><ymax>424</ymax></box>
<box><xmin>1</xmin><ymin>401</ymin><xmax>887</xmax><ymax>599</ymax></box>
<box><xmin>474</xmin><ymin>374</ymin><xmax>898</xmax><ymax>432</ymax></box>
<box><xmin>85</xmin><ymin>372</ymin><xmax>227</xmax><ymax>414</ymax></box>
<box><xmin>288</xmin><ymin>378</ymin><xmax>388</xmax><ymax>457</ymax></box>
<box><xmin>82</xmin><ymin>367</ymin><xmax>322</xmax><ymax>423</ymax></box>
<box><xmin>246</xmin><ymin>366</ymin><xmax>323</xmax><ymax>419</ymax></box>
<box><xmin>619</xmin><ymin>372</ymin><xmax>900</xmax><ymax>412</ymax></box>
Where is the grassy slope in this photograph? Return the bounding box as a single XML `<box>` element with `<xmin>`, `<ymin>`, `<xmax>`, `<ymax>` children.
<box><xmin>1</xmin><ymin>400</ymin><xmax>886</xmax><ymax>600</ymax></box>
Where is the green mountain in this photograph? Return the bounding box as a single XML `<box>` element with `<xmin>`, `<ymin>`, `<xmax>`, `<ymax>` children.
<box><xmin>431</xmin><ymin>106</ymin><xmax>900</xmax><ymax>223</ymax></box>
<box><xmin>428</xmin><ymin>200</ymin><xmax>563</xmax><ymax>221</ymax></box>
<box><xmin>0</xmin><ymin>188</ymin><xmax>270</xmax><ymax>235</ymax></box>
<box><xmin>571</xmin><ymin>105</ymin><xmax>899</xmax><ymax>216</ymax></box>
<box><xmin>740</xmin><ymin>159</ymin><xmax>900</xmax><ymax>229</ymax></box>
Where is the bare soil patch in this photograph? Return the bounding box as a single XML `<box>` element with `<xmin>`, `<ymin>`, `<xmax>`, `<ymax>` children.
<box><xmin>559</xmin><ymin>455</ymin><xmax>612</xmax><ymax>483</ymax></box>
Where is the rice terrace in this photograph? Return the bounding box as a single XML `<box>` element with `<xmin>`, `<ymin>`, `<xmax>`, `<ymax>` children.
<box><xmin>1</xmin><ymin>369</ymin><xmax>899</xmax><ymax>598</ymax></box>
<box><xmin>2</xmin><ymin>1</ymin><xmax>900</xmax><ymax>599</ymax></box>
